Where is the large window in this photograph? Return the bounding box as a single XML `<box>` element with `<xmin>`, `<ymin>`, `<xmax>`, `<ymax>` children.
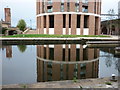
<box><xmin>76</xmin><ymin>49</ymin><xmax>80</xmax><ymax>61</ymax></box>
<box><xmin>68</xmin><ymin>49</ymin><xmax>70</xmax><ymax>61</ymax></box>
<box><xmin>44</xmin><ymin>16</ymin><xmax>46</xmax><ymax>28</ymax></box>
<box><xmin>62</xmin><ymin>49</ymin><xmax>65</xmax><ymax>61</ymax></box>
<box><xmin>77</xmin><ymin>15</ymin><xmax>80</xmax><ymax>28</ymax></box>
<box><xmin>63</xmin><ymin>14</ymin><xmax>66</xmax><ymax>28</ymax></box>
<box><xmin>83</xmin><ymin>48</ymin><xmax>88</xmax><ymax>60</ymax></box>
<box><xmin>69</xmin><ymin>14</ymin><xmax>71</xmax><ymax>28</ymax></box>
<box><xmin>44</xmin><ymin>47</ymin><xmax>46</xmax><ymax>59</ymax></box>
<box><xmin>84</xmin><ymin>15</ymin><xmax>89</xmax><ymax>28</ymax></box>
<box><xmin>49</xmin><ymin>48</ymin><xmax>54</xmax><ymax>60</ymax></box>
<box><xmin>49</xmin><ymin>15</ymin><xmax>54</xmax><ymax>28</ymax></box>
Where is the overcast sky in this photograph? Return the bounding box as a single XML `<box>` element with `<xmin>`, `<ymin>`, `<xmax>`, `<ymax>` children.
<box><xmin>0</xmin><ymin>0</ymin><xmax>120</xmax><ymax>28</ymax></box>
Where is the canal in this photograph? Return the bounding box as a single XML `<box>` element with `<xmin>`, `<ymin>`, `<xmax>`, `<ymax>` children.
<box><xmin>1</xmin><ymin>44</ymin><xmax>120</xmax><ymax>85</ymax></box>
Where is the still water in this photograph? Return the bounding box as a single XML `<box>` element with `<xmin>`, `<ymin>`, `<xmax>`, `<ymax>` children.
<box><xmin>1</xmin><ymin>44</ymin><xmax>119</xmax><ymax>85</ymax></box>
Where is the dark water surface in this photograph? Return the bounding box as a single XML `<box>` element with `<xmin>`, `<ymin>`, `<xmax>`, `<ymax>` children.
<box><xmin>1</xmin><ymin>44</ymin><xmax>119</xmax><ymax>85</ymax></box>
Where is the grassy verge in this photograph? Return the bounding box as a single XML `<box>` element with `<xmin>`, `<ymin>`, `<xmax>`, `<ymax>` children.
<box><xmin>2</xmin><ymin>34</ymin><xmax>110</xmax><ymax>38</ymax></box>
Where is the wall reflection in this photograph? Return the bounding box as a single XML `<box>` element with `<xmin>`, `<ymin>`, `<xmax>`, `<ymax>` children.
<box><xmin>36</xmin><ymin>44</ymin><xmax>99</xmax><ymax>82</ymax></box>
<box><xmin>6</xmin><ymin>46</ymin><xmax>12</xmax><ymax>58</ymax></box>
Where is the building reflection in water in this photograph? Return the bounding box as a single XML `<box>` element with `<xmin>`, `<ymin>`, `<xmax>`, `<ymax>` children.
<box><xmin>6</xmin><ymin>46</ymin><xmax>12</xmax><ymax>58</ymax></box>
<box><xmin>36</xmin><ymin>44</ymin><xmax>99</xmax><ymax>82</ymax></box>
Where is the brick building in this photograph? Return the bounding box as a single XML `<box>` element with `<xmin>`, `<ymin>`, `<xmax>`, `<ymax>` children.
<box><xmin>37</xmin><ymin>44</ymin><xmax>99</xmax><ymax>82</ymax></box>
<box><xmin>2</xmin><ymin>8</ymin><xmax>11</xmax><ymax>28</ymax></box>
<box><xmin>36</xmin><ymin>0</ymin><xmax>101</xmax><ymax>35</ymax></box>
<box><xmin>101</xmin><ymin>19</ymin><xmax>120</xmax><ymax>35</ymax></box>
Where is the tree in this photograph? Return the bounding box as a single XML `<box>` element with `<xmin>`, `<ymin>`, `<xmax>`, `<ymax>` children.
<box><xmin>17</xmin><ymin>19</ymin><xmax>26</xmax><ymax>31</ymax></box>
<box><xmin>1</xmin><ymin>27</ymin><xmax>7</xmax><ymax>35</ymax></box>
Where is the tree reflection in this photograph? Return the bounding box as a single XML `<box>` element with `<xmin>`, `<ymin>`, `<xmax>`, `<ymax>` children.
<box><xmin>105</xmin><ymin>55</ymin><xmax>112</xmax><ymax>67</ymax></box>
<box><xmin>114</xmin><ymin>58</ymin><xmax>120</xmax><ymax>73</ymax></box>
<box><xmin>105</xmin><ymin>59</ymin><xmax>112</xmax><ymax>67</ymax></box>
<box><xmin>17</xmin><ymin>45</ymin><xmax>27</xmax><ymax>53</ymax></box>
<box><xmin>105</xmin><ymin>54</ymin><xmax>120</xmax><ymax>73</ymax></box>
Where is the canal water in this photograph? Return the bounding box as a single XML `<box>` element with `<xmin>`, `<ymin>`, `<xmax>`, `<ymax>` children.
<box><xmin>1</xmin><ymin>44</ymin><xmax>120</xmax><ymax>85</ymax></box>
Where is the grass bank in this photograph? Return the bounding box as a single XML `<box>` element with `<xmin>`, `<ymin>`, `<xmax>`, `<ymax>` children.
<box><xmin>2</xmin><ymin>34</ymin><xmax>110</xmax><ymax>38</ymax></box>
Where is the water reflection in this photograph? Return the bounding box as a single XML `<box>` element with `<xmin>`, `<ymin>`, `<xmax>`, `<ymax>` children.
<box><xmin>100</xmin><ymin>48</ymin><xmax>120</xmax><ymax>72</ymax></box>
<box><xmin>6</xmin><ymin>46</ymin><xmax>12</xmax><ymax>58</ymax></box>
<box><xmin>2</xmin><ymin>44</ymin><xmax>119</xmax><ymax>85</ymax></box>
<box><xmin>17</xmin><ymin>45</ymin><xmax>27</xmax><ymax>53</ymax></box>
<box><xmin>36</xmin><ymin>44</ymin><xmax>99</xmax><ymax>82</ymax></box>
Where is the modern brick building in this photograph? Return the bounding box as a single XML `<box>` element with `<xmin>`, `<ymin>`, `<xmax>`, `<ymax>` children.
<box><xmin>37</xmin><ymin>44</ymin><xmax>99</xmax><ymax>82</ymax></box>
<box><xmin>36</xmin><ymin>0</ymin><xmax>101</xmax><ymax>35</ymax></box>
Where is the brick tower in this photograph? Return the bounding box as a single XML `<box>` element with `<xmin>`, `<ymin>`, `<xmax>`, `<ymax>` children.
<box><xmin>4</xmin><ymin>8</ymin><xmax>11</xmax><ymax>26</ymax></box>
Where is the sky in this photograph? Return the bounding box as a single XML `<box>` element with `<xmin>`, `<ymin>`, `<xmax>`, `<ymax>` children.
<box><xmin>0</xmin><ymin>0</ymin><xmax>120</xmax><ymax>29</ymax></box>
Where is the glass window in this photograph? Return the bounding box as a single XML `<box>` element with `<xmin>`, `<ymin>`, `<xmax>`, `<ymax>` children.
<box><xmin>47</xmin><ymin>6</ymin><xmax>53</xmax><ymax>13</ymax></box>
<box><xmin>82</xmin><ymin>6</ymin><xmax>88</xmax><ymax>13</ymax></box>
<box><xmin>67</xmin><ymin>0</ymin><xmax>70</xmax><ymax>12</ymax></box>
<box><xmin>47</xmin><ymin>0</ymin><xmax>52</xmax><ymax>5</ymax></box>
<box><xmin>75</xmin><ymin>0</ymin><xmax>79</xmax><ymax>12</ymax></box>
<box><xmin>61</xmin><ymin>5</ymin><xmax>64</xmax><ymax>12</ymax></box>
<box><xmin>61</xmin><ymin>0</ymin><xmax>64</xmax><ymax>12</ymax></box>
<box><xmin>82</xmin><ymin>0</ymin><xmax>88</xmax><ymax>4</ymax></box>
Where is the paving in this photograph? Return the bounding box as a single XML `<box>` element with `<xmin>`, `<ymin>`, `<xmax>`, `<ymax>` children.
<box><xmin>2</xmin><ymin>77</ymin><xmax>119</xmax><ymax>88</ymax></box>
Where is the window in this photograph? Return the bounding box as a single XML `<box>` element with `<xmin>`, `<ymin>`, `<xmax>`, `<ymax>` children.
<box><xmin>75</xmin><ymin>0</ymin><xmax>79</xmax><ymax>12</ymax></box>
<box><xmin>47</xmin><ymin>0</ymin><xmax>52</xmax><ymax>5</ymax></box>
<box><xmin>44</xmin><ymin>16</ymin><xmax>46</xmax><ymax>28</ymax></box>
<box><xmin>47</xmin><ymin>6</ymin><xmax>53</xmax><ymax>13</ymax></box>
<box><xmin>61</xmin><ymin>4</ymin><xmax>64</xmax><ymax>12</ymax></box>
<box><xmin>76</xmin><ymin>49</ymin><xmax>80</xmax><ymax>61</ymax></box>
<box><xmin>68</xmin><ymin>49</ymin><xmax>70</xmax><ymax>61</ymax></box>
<box><xmin>84</xmin><ymin>15</ymin><xmax>89</xmax><ymax>28</ymax></box>
<box><xmin>94</xmin><ymin>1</ymin><xmax>96</xmax><ymax>14</ymax></box>
<box><xmin>49</xmin><ymin>48</ymin><xmax>54</xmax><ymax>60</ymax></box>
<box><xmin>44</xmin><ymin>47</ymin><xmax>46</xmax><ymax>59</ymax></box>
<box><xmin>77</xmin><ymin>15</ymin><xmax>80</xmax><ymax>28</ymax></box>
<box><xmin>63</xmin><ymin>14</ymin><xmax>66</xmax><ymax>28</ymax></box>
<box><xmin>69</xmin><ymin>14</ymin><xmax>71</xmax><ymax>28</ymax></box>
<box><xmin>62</xmin><ymin>49</ymin><xmax>65</xmax><ymax>61</ymax></box>
<box><xmin>83</xmin><ymin>48</ymin><xmax>88</xmax><ymax>60</ymax></box>
<box><xmin>67</xmin><ymin>0</ymin><xmax>70</xmax><ymax>12</ymax></box>
<box><xmin>42</xmin><ymin>2</ymin><xmax>44</xmax><ymax>13</ymax></box>
<box><xmin>82</xmin><ymin>0</ymin><xmax>88</xmax><ymax>4</ymax></box>
<box><xmin>80</xmin><ymin>63</ymin><xmax>86</xmax><ymax>79</ymax></box>
<box><xmin>82</xmin><ymin>6</ymin><xmax>88</xmax><ymax>13</ymax></box>
<box><xmin>49</xmin><ymin>15</ymin><xmax>54</xmax><ymax>28</ymax></box>
<box><xmin>61</xmin><ymin>0</ymin><xmax>64</xmax><ymax>12</ymax></box>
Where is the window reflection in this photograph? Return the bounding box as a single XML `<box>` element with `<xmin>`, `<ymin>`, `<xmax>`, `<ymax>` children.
<box><xmin>36</xmin><ymin>44</ymin><xmax>99</xmax><ymax>82</ymax></box>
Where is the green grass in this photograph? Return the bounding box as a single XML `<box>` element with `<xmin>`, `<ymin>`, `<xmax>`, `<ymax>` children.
<box><xmin>105</xmin><ymin>82</ymin><xmax>112</xmax><ymax>85</ymax></box>
<box><xmin>2</xmin><ymin>34</ymin><xmax>110</xmax><ymax>38</ymax></box>
<box><xmin>21</xmin><ymin>84</ymin><xmax>28</xmax><ymax>88</ymax></box>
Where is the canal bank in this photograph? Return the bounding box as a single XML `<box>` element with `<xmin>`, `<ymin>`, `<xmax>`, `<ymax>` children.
<box><xmin>2</xmin><ymin>77</ymin><xmax>119</xmax><ymax>88</ymax></box>
<box><xmin>1</xmin><ymin>36</ymin><xmax>119</xmax><ymax>45</ymax></box>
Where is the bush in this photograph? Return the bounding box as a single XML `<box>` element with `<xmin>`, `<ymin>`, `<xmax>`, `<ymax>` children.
<box><xmin>1</xmin><ymin>27</ymin><xmax>8</xmax><ymax>34</ymax></box>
